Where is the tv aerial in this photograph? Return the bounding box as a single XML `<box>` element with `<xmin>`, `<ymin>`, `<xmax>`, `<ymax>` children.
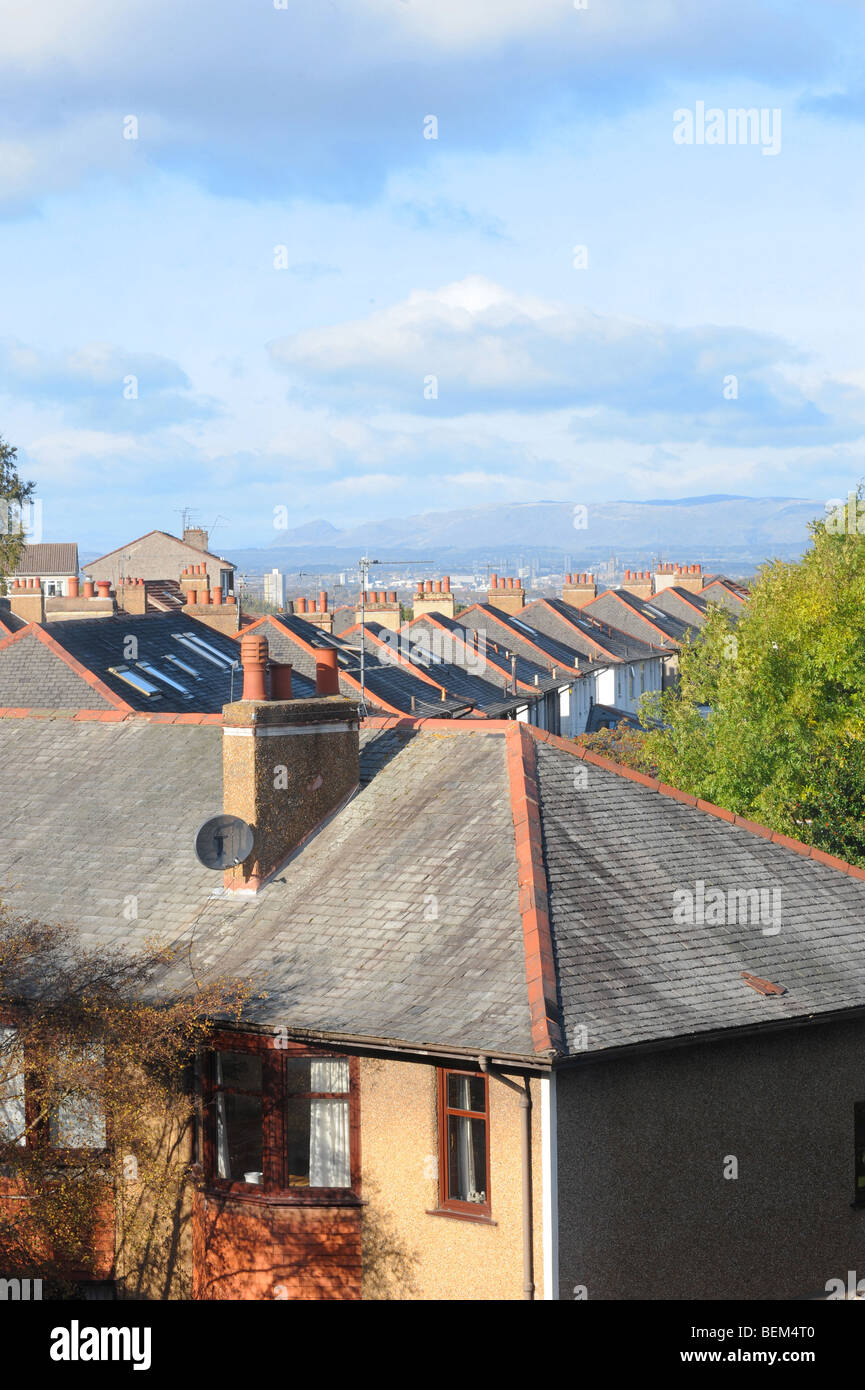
<box><xmin>195</xmin><ymin>815</ymin><xmax>254</xmax><ymax>870</ymax></box>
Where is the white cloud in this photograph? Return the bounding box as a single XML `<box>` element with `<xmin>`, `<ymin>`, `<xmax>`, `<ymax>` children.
<box><xmin>268</xmin><ymin>275</ymin><xmax>863</xmax><ymax>444</ymax></box>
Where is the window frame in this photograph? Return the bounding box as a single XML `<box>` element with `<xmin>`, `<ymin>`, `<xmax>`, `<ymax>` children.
<box><xmin>0</xmin><ymin>1017</ymin><xmax>110</xmax><ymax>1163</ymax></box>
<box><xmin>436</xmin><ymin>1067</ymin><xmax>491</xmax><ymax>1219</ymax></box>
<box><xmin>202</xmin><ymin>1031</ymin><xmax>360</xmax><ymax>1206</ymax></box>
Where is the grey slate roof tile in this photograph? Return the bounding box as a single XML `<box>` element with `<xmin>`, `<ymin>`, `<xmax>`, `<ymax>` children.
<box><xmin>535</xmin><ymin>740</ymin><xmax>865</xmax><ymax>1057</ymax></box>
<box><xmin>0</xmin><ymin>720</ymin><xmax>534</xmax><ymax>1057</ymax></box>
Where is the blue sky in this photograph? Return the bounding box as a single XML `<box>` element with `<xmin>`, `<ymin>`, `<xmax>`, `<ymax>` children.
<box><xmin>0</xmin><ymin>0</ymin><xmax>863</xmax><ymax>550</ymax></box>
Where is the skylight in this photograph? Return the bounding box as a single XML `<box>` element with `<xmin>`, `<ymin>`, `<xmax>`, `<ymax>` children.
<box><xmin>108</xmin><ymin>665</ymin><xmax>162</xmax><ymax>699</ymax></box>
<box><xmin>164</xmin><ymin>654</ymin><xmax>202</xmax><ymax>679</ymax></box>
<box><xmin>173</xmin><ymin>632</ymin><xmax>237</xmax><ymax>669</ymax></box>
<box><xmin>136</xmin><ymin>661</ymin><xmax>192</xmax><ymax>698</ymax></box>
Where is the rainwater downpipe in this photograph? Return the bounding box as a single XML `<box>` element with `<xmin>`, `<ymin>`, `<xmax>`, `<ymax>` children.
<box><xmin>478</xmin><ymin>1054</ymin><xmax>534</xmax><ymax>1300</ymax></box>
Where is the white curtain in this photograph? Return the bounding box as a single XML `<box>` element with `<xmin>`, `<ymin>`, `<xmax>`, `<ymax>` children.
<box><xmin>214</xmin><ymin>1053</ymin><xmax>230</xmax><ymax>1179</ymax></box>
<box><xmin>451</xmin><ymin>1077</ymin><xmax>483</xmax><ymax>1203</ymax></box>
<box><xmin>309</xmin><ymin>1060</ymin><xmax>350</xmax><ymax>1188</ymax></box>
<box><xmin>0</xmin><ymin>1027</ymin><xmax>25</xmax><ymax>1147</ymax></box>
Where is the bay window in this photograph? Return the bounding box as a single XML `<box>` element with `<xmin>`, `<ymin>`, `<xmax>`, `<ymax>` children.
<box><xmin>205</xmin><ymin>1035</ymin><xmax>358</xmax><ymax>1201</ymax></box>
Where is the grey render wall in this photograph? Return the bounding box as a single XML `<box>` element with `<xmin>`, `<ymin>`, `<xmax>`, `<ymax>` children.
<box><xmin>556</xmin><ymin>1017</ymin><xmax>865</xmax><ymax>1300</ymax></box>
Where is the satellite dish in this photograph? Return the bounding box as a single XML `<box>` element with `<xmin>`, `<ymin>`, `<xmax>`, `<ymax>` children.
<box><xmin>195</xmin><ymin>815</ymin><xmax>254</xmax><ymax>870</ymax></box>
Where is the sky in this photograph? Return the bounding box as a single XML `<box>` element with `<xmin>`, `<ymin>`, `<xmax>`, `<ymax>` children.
<box><xmin>0</xmin><ymin>0</ymin><xmax>863</xmax><ymax>551</ymax></box>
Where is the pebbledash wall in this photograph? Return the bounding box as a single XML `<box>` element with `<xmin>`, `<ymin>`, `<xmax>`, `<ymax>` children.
<box><xmin>359</xmin><ymin>1059</ymin><xmax>545</xmax><ymax>1301</ymax></box>
<box><xmin>556</xmin><ymin>1015</ymin><xmax>865</xmax><ymax>1300</ymax></box>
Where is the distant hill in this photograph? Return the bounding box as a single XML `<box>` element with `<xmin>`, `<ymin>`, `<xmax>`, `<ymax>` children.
<box><xmin>224</xmin><ymin>495</ymin><xmax>824</xmax><ymax>573</ymax></box>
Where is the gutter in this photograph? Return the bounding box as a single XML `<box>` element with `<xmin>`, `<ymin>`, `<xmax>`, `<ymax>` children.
<box><xmin>479</xmin><ymin>1054</ymin><xmax>534</xmax><ymax>1301</ymax></box>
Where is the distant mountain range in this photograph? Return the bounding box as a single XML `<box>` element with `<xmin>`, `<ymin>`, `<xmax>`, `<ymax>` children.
<box><xmin>222</xmin><ymin>495</ymin><xmax>826</xmax><ymax>575</ymax></box>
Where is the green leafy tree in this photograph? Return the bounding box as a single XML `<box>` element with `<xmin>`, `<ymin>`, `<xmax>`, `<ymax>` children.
<box><xmin>641</xmin><ymin>495</ymin><xmax>865</xmax><ymax>864</ymax></box>
<box><xmin>0</xmin><ymin>436</ymin><xmax>35</xmax><ymax>590</ymax></box>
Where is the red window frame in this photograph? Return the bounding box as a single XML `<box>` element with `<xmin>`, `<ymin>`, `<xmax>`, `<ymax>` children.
<box><xmin>202</xmin><ymin>1032</ymin><xmax>360</xmax><ymax>1205</ymax></box>
<box><xmin>436</xmin><ymin>1068</ymin><xmax>491</xmax><ymax>1218</ymax></box>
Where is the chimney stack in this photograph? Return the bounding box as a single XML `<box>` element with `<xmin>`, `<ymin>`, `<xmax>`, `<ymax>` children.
<box><xmin>411</xmin><ymin>576</ymin><xmax>456</xmax><ymax>621</ymax></box>
<box><xmin>653</xmin><ymin>561</ymin><xmax>703</xmax><ymax>595</ymax></box>
<box><xmin>354</xmin><ymin>587</ymin><xmax>401</xmax><ymax>632</ymax></box>
<box><xmin>562</xmin><ymin>572</ymin><xmax>596</xmax><ymax>605</ymax></box>
<box><xmin>222</xmin><ymin>633</ymin><xmax>359</xmax><ymax>892</ymax></box>
<box><xmin>488</xmin><ymin>575</ymin><xmax>525</xmax><ymax>613</ymax></box>
<box><xmin>621</xmin><ymin>568</ymin><xmax>652</xmax><ymax>601</ymax></box>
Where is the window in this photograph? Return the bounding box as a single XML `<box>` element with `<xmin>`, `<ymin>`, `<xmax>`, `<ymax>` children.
<box><xmin>855</xmin><ymin>1103</ymin><xmax>865</xmax><ymax>1206</ymax></box>
<box><xmin>107</xmin><ymin>665</ymin><xmax>162</xmax><ymax>699</ymax></box>
<box><xmin>0</xmin><ymin>1028</ymin><xmax>106</xmax><ymax>1155</ymax></box>
<box><xmin>205</xmin><ymin>1035</ymin><xmax>358</xmax><ymax>1202</ymax></box>
<box><xmin>0</xmin><ymin>1027</ymin><xmax>25</xmax><ymax>1147</ymax></box>
<box><xmin>436</xmin><ymin>1069</ymin><xmax>490</xmax><ymax>1217</ymax></box>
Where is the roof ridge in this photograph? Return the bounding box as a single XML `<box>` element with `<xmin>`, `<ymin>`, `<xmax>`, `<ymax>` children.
<box><xmin>408</xmin><ymin>613</ymin><xmax>543</xmax><ymax>691</ymax></box>
<box><xmin>0</xmin><ymin>708</ymin><xmax>223</xmax><ymax>723</ymax></box>
<box><xmin>526</xmin><ymin>726</ymin><xmax>865</xmax><ymax>884</ymax></box>
<box><xmin>505</xmin><ymin>722</ymin><xmax>564</xmax><ymax>1055</ymax></box>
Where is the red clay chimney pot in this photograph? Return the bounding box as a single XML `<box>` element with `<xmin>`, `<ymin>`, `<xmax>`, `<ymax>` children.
<box><xmin>270</xmin><ymin>662</ymin><xmax>293</xmax><ymax>700</ymax></box>
<box><xmin>241</xmin><ymin>633</ymin><xmax>269</xmax><ymax>701</ymax></box>
<box><xmin>315</xmin><ymin>647</ymin><xmax>340</xmax><ymax>696</ymax></box>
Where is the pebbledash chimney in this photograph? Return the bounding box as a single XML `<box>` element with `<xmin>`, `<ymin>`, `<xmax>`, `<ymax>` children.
<box><xmin>221</xmin><ymin>632</ymin><xmax>359</xmax><ymax>892</ymax></box>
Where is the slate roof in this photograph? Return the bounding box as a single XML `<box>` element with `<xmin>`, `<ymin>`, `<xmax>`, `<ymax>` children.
<box><xmin>2</xmin><ymin>705</ymin><xmax>865</xmax><ymax>1065</ymax></box>
<box><xmin>409</xmin><ymin>613</ymin><xmax>563</xmax><ymax>695</ymax></box>
<box><xmin>649</xmin><ymin>585</ymin><xmax>712</xmax><ymax>627</ymax></box>
<box><xmin>0</xmin><ymin>613</ymin><xmax>315</xmax><ymax>713</ymax></box>
<box><xmin>12</xmin><ymin>543</ymin><xmax>79</xmax><ymax>575</ymax></box>
<box><xmin>522</xmin><ymin>598</ymin><xmax>664</xmax><ymax>663</ymax></box>
<box><xmin>331</xmin><ymin>605</ymin><xmax>357</xmax><ymax>636</ymax></box>
<box><xmin>353</xmin><ymin>621</ymin><xmax>530</xmax><ymax>716</ymax></box>
<box><xmin>580</xmin><ymin>589</ymin><xmax>694</xmax><ymax>646</ymax></box>
<box><xmin>0</xmin><ymin>718</ymin><xmax>534</xmax><ymax>1059</ymax></box>
<box><xmin>0</xmin><ymin>629</ymin><xmax>119</xmax><ymax>710</ymax></box>
<box><xmin>0</xmin><ymin>600</ymin><xmax>26</xmax><ymax>636</ymax></box>
<box><xmin>535</xmin><ymin>738</ymin><xmax>865</xmax><ymax>1056</ymax></box>
<box><xmin>249</xmin><ymin>614</ymin><xmax>473</xmax><ymax>718</ymax></box>
<box><xmin>459</xmin><ymin>603</ymin><xmax>603</xmax><ymax>675</ymax></box>
<box><xmin>701</xmin><ymin>579</ymin><xmax>749</xmax><ymax>614</ymax></box>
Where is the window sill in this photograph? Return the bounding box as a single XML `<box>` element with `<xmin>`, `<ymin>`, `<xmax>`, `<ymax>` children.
<box><xmin>204</xmin><ymin>1187</ymin><xmax>363</xmax><ymax>1208</ymax></box>
<box><xmin>425</xmin><ymin>1207</ymin><xmax>496</xmax><ymax>1226</ymax></box>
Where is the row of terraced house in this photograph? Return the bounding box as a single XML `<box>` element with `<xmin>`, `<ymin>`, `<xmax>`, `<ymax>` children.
<box><xmin>5</xmin><ymin>527</ymin><xmax>865</xmax><ymax>1302</ymax></box>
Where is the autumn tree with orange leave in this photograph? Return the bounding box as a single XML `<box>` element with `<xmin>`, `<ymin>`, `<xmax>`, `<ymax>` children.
<box><xmin>0</xmin><ymin>902</ymin><xmax>250</xmax><ymax>1299</ymax></box>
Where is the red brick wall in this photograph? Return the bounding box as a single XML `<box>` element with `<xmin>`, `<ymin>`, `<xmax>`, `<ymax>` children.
<box><xmin>193</xmin><ymin>1190</ymin><xmax>362</xmax><ymax>1300</ymax></box>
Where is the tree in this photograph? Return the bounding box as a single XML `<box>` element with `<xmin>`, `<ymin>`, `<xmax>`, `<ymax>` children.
<box><xmin>0</xmin><ymin>436</ymin><xmax>35</xmax><ymax>588</ymax></box>
<box><xmin>641</xmin><ymin>495</ymin><xmax>865</xmax><ymax>864</ymax></box>
<box><xmin>576</xmin><ymin>722</ymin><xmax>657</xmax><ymax>775</ymax></box>
<box><xmin>0</xmin><ymin>902</ymin><xmax>250</xmax><ymax>1298</ymax></box>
